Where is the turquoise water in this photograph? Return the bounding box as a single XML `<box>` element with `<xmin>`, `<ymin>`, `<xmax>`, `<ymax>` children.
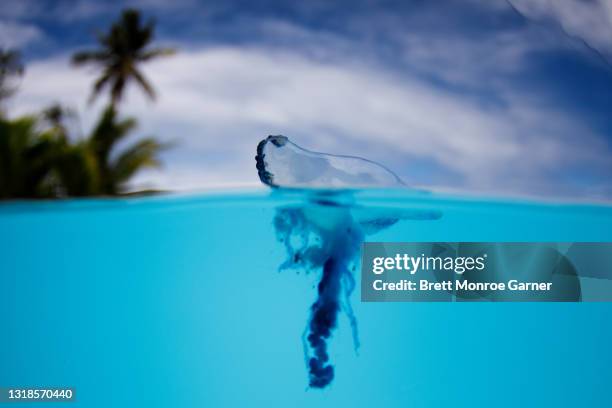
<box><xmin>1</xmin><ymin>189</ymin><xmax>612</xmax><ymax>407</ymax></box>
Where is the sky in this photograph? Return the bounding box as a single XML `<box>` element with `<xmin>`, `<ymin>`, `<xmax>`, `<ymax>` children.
<box><xmin>1</xmin><ymin>0</ymin><xmax>612</xmax><ymax>199</ymax></box>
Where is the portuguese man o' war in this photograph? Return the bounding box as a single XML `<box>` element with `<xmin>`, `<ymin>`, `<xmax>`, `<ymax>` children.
<box><xmin>256</xmin><ymin>135</ymin><xmax>441</xmax><ymax>389</ymax></box>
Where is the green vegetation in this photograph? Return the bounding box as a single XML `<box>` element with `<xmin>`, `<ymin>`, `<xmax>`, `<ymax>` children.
<box><xmin>0</xmin><ymin>9</ymin><xmax>174</xmax><ymax>199</ymax></box>
<box><xmin>0</xmin><ymin>116</ymin><xmax>59</xmax><ymax>198</ymax></box>
<box><xmin>87</xmin><ymin>105</ymin><xmax>164</xmax><ymax>195</ymax></box>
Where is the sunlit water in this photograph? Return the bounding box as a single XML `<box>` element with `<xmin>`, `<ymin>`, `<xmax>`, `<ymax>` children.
<box><xmin>1</xmin><ymin>189</ymin><xmax>612</xmax><ymax>407</ymax></box>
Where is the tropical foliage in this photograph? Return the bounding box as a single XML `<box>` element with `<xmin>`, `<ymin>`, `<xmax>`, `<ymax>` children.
<box><xmin>88</xmin><ymin>105</ymin><xmax>164</xmax><ymax>195</ymax></box>
<box><xmin>0</xmin><ymin>106</ymin><xmax>164</xmax><ymax>198</ymax></box>
<box><xmin>0</xmin><ymin>116</ymin><xmax>59</xmax><ymax>198</ymax></box>
<box><xmin>0</xmin><ymin>8</ymin><xmax>173</xmax><ymax>200</ymax></box>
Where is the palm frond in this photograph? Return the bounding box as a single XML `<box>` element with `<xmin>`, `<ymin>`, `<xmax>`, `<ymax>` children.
<box><xmin>53</xmin><ymin>143</ymin><xmax>99</xmax><ymax>196</ymax></box>
<box><xmin>90</xmin><ymin>105</ymin><xmax>137</xmax><ymax>149</ymax></box>
<box><xmin>110</xmin><ymin>76</ymin><xmax>126</xmax><ymax>106</ymax></box>
<box><xmin>88</xmin><ymin>71</ymin><xmax>113</xmax><ymax>104</ymax></box>
<box><xmin>0</xmin><ymin>116</ymin><xmax>59</xmax><ymax>198</ymax></box>
<box><xmin>139</xmin><ymin>47</ymin><xmax>175</xmax><ymax>61</ymax></box>
<box><xmin>111</xmin><ymin>138</ymin><xmax>164</xmax><ymax>186</ymax></box>
<box><xmin>130</xmin><ymin>68</ymin><xmax>156</xmax><ymax>100</ymax></box>
<box><xmin>71</xmin><ymin>50</ymin><xmax>110</xmax><ymax>66</ymax></box>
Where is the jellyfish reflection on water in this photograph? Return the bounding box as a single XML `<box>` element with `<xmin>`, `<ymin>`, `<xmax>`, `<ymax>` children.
<box><xmin>256</xmin><ymin>135</ymin><xmax>441</xmax><ymax>388</ymax></box>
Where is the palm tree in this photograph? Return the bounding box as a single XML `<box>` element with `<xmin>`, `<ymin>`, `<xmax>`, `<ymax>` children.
<box><xmin>0</xmin><ymin>49</ymin><xmax>24</xmax><ymax>114</ymax></box>
<box><xmin>71</xmin><ymin>9</ymin><xmax>175</xmax><ymax>106</ymax></box>
<box><xmin>87</xmin><ymin>105</ymin><xmax>164</xmax><ymax>194</ymax></box>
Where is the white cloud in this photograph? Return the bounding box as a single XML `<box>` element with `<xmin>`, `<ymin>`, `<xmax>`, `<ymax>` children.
<box><xmin>0</xmin><ymin>20</ymin><xmax>43</xmax><ymax>48</ymax></box>
<box><xmin>8</xmin><ymin>23</ymin><xmax>612</xmax><ymax>198</ymax></box>
<box><xmin>510</xmin><ymin>0</ymin><xmax>612</xmax><ymax>59</ymax></box>
<box><xmin>398</xmin><ymin>25</ymin><xmax>563</xmax><ymax>88</ymax></box>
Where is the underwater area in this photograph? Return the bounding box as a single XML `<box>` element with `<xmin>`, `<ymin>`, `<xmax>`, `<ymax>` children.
<box><xmin>1</xmin><ymin>188</ymin><xmax>612</xmax><ymax>407</ymax></box>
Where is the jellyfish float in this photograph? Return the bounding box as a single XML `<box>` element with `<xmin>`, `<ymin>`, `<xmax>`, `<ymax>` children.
<box><xmin>256</xmin><ymin>135</ymin><xmax>440</xmax><ymax>389</ymax></box>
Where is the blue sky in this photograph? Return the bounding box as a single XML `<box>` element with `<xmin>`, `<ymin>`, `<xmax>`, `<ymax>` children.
<box><xmin>2</xmin><ymin>0</ymin><xmax>612</xmax><ymax>199</ymax></box>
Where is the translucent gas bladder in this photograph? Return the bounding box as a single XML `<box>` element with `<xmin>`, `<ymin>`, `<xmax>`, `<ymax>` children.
<box><xmin>256</xmin><ymin>135</ymin><xmax>405</xmax><ymax>189</ymax></box>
